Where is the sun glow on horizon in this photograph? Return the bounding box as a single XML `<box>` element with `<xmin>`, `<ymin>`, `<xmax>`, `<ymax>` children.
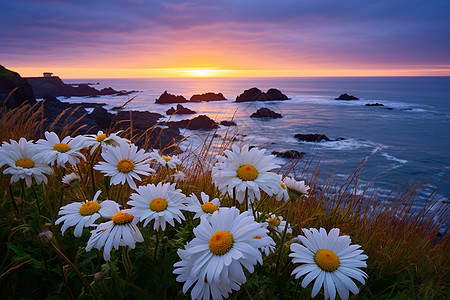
<box><xmin>184</xmin><ymin>69</ymin><xmax>231</xmax><ymax>77</ymax></box>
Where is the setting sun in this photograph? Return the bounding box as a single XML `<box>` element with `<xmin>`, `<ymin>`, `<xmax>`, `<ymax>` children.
<box><xmin>184</xmin><ymin>69</ymin><xmax>229</xmax><ymax>77</ymax></box>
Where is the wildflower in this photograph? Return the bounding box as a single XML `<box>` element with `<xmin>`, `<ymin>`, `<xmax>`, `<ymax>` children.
<box><xmin>34</xmin><ymin>131</ymin><xmax>86</xmax><ymax>167</ymax></box>
<box><xmin>0</xmin><ymin>138</ymin><xmax>52</xmax><ymax>187</ymax></box>
<box><xmin>212</xmin><ymin>144</ymin><xmax>280</xmax><ymax>203</ymax></box>
<box><xmin>275</xmin><ymin>176</ymin><xmax>289</xmax><ymax>201</ymax></box>
<box><xmin>266</xmin><ymin>214</ymin><xmax>292</xmax><ymax>238</ymax></box>
<box><xmin>171</xmin><ymin>170</ymin><xmax>187</xmax><ymax>182</ymax></box>
<box><xmin>185</xmin><ymin>192</ymin><xmax>221</xmax><ymax>221</ymax></box>
<box><xmin>61</xmin><ymin>172</ymin><xmax>81</xmax><ymax>187</ymax></box>
<box><xmin>55</xmin><ymin>190</ymin><xmax>120</xmax><ymax>237</ymax></box>
<box><xmin>83</xmin><ymin>130</ymin><xmax>125</xmax><ymax>154</ymax></box>
<box><xmin>37</xmin><ymin>230</ymin><xmax>53</xmax><ymax>244</ymax></box>
<box><xmin>187</xmin><ymin>207</ymin><xmax>273</xmax><ymax>285</ymax></box>
<box><xmin>174</xmin><ymin>242</ymin><xmax>243</xmax><ymax>300</ymax></box>
<box><xmin>128</xmin><ymin>182</ymin><xmax>187</xmax><ymax>230</ymax></box>
<box><xmin>284</xmin><ymin>176</ymin><xmax>310</xmax><ymax>200</ymax></box>
<box><xmin>290</xmin><ymin>228</ymin><xmax>368</xmax><ymax>300</ymax></box>
<box><xmin>86</xmin><ymin>209</ymin><xmax>144</xmax><ymax>261</ymax></box>
<box><xmin>94</xmin><ymin>140</ymin><xmax>154</xmax><ymax>190</ymax></box>
<box><xmin>150</xmin><ymin>150</ymin><xmax>182</xmax><ymax>169</ymax></box>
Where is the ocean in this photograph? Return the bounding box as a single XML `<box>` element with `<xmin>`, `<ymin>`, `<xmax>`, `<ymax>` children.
<box><xmin>61</xmin><ymin>76</ymin><xmax>450</xmax><ymax>218</ymax></box>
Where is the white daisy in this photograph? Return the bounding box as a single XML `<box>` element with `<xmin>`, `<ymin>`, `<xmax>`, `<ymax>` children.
<box><xmin>61</xmin><ymin>172</ymin><xmax>81</xmax><ymax>186</ymax></box>
<box><xmin>150</xmin><ymin>150</ymin><xmax>182</xmax><ymax>169</ymax></box>
<box><xmin>0</xmin><ymin>138</ymin><xmax>52</xmax><ymax>187</ymax></box>
<box><xmin>266</xmin><ymin>213</ymin><xmax>292</xmax><ymax>238</ymax></box>
<box><xmin>290</xmin><ymin>228</ymin><xmax>368</xmax><ymax>300</ymax></box>
<box><xmin>284</xmin><ymin>176</ymin><xmax>310</xmax><ymax>200</ymax></box>
<box><xmin>187</xmin><ymin>207</ymin><xmax>273</xmax><ymax>285</ymax></box>
<box><xmin>86</xmin><ymin>209</ymin><xmax>144</xmax><ymax>261</ymax></box>
<box><xmin>212</xmin><ymin>144</ymin><xmax>280</xmax><ymax>203</ymax></box>
<box><xmin>171</xmin><ymin>170</ymin><xmax>187</xmax><ymax>182</ymax></box>
<box><xmin>185</xmin><ymin>192</ymin><xmax>221</xmax><ymax>221</ymax></box>
<box><xmin>83</xmin><ymin>130</ymin><xmax>126</xmax><ymax>154</ymax></box>
<box><xmin>34</xmin><ymin>131</ymin><xmax>86</xmax><ymax>167</ymax></box>
<box><xmin>127</xmin><ymin>182</ymin><xmax>187</xmax><ymax>230</ymax></box>
<box><xmin>94</xmin><ymin>140</ymin><xmax>154</xmax><ymax>190</ymax></box>
<box><xmin>55</xmin><ymin>190</ymin><xmax>120</xmax><ymax>237</ymax></box>
<box><xmin>174</xmin><ymin>242</ymin><xmax>245</xmax><ymax>300</ymax></box>
<box><xmin>275</xmin><ymin>175</ymin><xmax>289</xmax><ymax>201</ymax></box>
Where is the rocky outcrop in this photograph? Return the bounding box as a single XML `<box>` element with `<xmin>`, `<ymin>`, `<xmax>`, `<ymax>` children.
<box><xmin>250</xmin><ymin>107</ymin><xmax>282</xmax><ymax>118</ymax></box>
<box><xmin>365</xmin><ymin>103</ymin><xmax>384</xmax><ymax>107</ymax></box>
<box><xmin>220</xmin><ymin>120</ymin><xmax>237</xmax><ymax>126</ymax></box>
<box><xmin>190</xmin><ymin>92</ymin><xmax>227</xmax><ymax>102</ymax></box>
<box><xmin>294</xmin><ymin>134</ymin><xmax>331</xmax><ymax>142</ymax></box>
<box><xmin>235</xmin><ymin>88</ymin><xmax>289</xmax><ymax>102</ymax></box>
<box><xmin>166</xmin><ymin>104</ymin><xmax>196</xmax><ymax>115</ymax></box>
<box><xmin>0</xmin><ymin>65</ymin><xmax>36</xmax><ymax>108</ymax></box>
<box><xmin>155</xmin><ymin>91</ymin><xmax>188</xmax><ymax>104</ymax></box>
<box><xmin>335</xmin><ymin>93</ymin><xmax>359</xmax><ymax>100</ymax></box>
<box><xmin>272</xmin><ymin>150</ymin><xmax>305</xmax><ymax>159</ymax></box>
<box><xmin>25</xmin><ymin>76</ymin><xmax>129</xmax><ymax>98</ymax></box>
<box><xmin>167</xmin><ymin>115</ymin><xmax>218</xmax><ymax>131</ymax></box>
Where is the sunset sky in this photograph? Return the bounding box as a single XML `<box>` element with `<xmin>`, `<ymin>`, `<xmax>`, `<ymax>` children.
<box><xmin>1</xmin><ymin>0</ymin><xmax>449</xmax><ymax>78</ymax></box>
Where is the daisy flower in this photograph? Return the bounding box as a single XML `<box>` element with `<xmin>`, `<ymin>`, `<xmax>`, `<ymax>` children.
<box><xmin>61</xmin><ymin>172</ymin><xmax>81</xmax><ymax>187</ymax></box>
<box><xmin>212</xmin><ymin>144</ymin><xmax>280</xmax><ymax>203</ymax></box>
<box><xmin>185</xmin><ymin>192</ymin><xmax>221</xmax><ymax>221</ymax></box>
<box><xmin>174</xmin><ymin>242</ymin><xmax>245</xmax><ymax>300</ymax></box>
<box><xmin>55</xmin><ymin>190</ymin><xmax>120</xmax><ymax>237</ymax></box>
<box><xmin>187</xmin><ymin>207</ymin><xmax>273</xmax><ymax>285</ymax></box>
<box><xmin>34</xmin><ymin>131</ymin><xmax>86</xmax><ymax>167</ymax></box>
<box><xmin>284</xmin><ymin>176</ymin><xmax>310</xmax><ymax>200</ymax></box>
<box><xmin>290</xmin><ymin>228</ymin><xmax>368</xmax><ymax>300</ymax></box>
<box><xmin>275</xmin><ymin>176</ymin><xmax>289</xmax><ymax>201</ymax></box>
<box><xmin>83</xmin><ymin>130</ymin><xmax>125</xmax><ymax>154</ymax></box>
<box><xmin>128</xmin><ymin>182</ymin><xmax>187</xmax><ymax>230</ymax></box>
<box><xmin>150</xmin><ymin>150</ymin><xmax>182</xmax><ymax>169</ymax></box>
<box><xmin>266</xmin><ymin>213</ymin><xmax>292</xmax><ymax>238</ymax></box>
<box><xmin>171</xmin><ymin>170</ymin><xmax>187</xmax><ymax>182</ymax></box>
<box><xmin>86</xmin><ymin>209</ymin><xmax>144</xmax><ymax>261</ymax></box>
<box><xmin>0</xmin><ymin>138</ymin><xmax>52</xmax><ymax>187</ymax></box>
<box><xmin>94</xmin><ymin>140</ymin><xmax>154</xmax><ymax>190</ymax></box>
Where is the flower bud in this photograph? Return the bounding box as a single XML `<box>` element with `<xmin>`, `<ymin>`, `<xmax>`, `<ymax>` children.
<box><xmin>93</xmin><ymin>272</ymin><xmax>105</xmax><ymax>283</ymax></box>
<box><xmin>38</xmin><ymin>230</ymin><xmax>53</xmax><ymax>244</ymax></box>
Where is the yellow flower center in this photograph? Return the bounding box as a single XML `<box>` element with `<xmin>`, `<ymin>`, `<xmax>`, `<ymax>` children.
<box><xmin>268</xmin><ymin>217</ymin><xmax>281</xmax><ymax>227</ymax></box>
<box><xmin>253</xmin><ymin>236</ymin><xmax>262</xmax><ymax>239</ymax></box>
<box><xmin>281</xmin><ymin>182</ymin><xmax>286</xmax><ymax>190</ymax></box>
<box><xmin>53</xmin><ymin>142</ymin><xmax>71</xmax><ymax>153</ymax></box>
<box><xmin>112</xmin><ymin>211</ymin><xmax>134</xmax><ymax>225</ymax></box>
<box><xmin>96</xmin><ymin>133</ymin><xmax>107</xmax><ymax>142</ymax></box>
<box><xmin>15</xmin><ymin>158</ymin><xmax>35</xmax><ymax>168</ymax></box>
<box><xmin>209</xmin><ymin>231</ymin><xmax>234</xmax><ymax>255</ymax></box>
<box><xmin>117</xmin><ymin>159</ymin><xmax>135</xmax><ymax>173</ymax></box>
<box><xmin>236</xmin><ymin>164</ymin><xmax>258</xmax><ymax>181</ymax></box>
<box><xmin>79</xmin><ymin>201</ymin><xmax>101</xmax><ymax>216</ymax></box>
<box><xmin>201</xmin><ymin>202</ymin><xmax>219</xmax><ymax>214</ymax></box>
<box><xmin>150</xmin><ymin>197</ymin><xmax>168</xmax><ymax>212</ymax></box>
<box><xmin>162</xmin><ymin>156</ymin><xmax>172</xmax><ymax>162</ymax></box>
<box><xmin>314</xmin><ymin>249</ymin><xmax>340</xmax><ymax>272</ymax></box>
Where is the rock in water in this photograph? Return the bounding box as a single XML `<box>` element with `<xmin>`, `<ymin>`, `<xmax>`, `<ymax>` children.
<box><xmin>166</xmin><ymin>104</ymin><xmax>196</xmax><ymax>115</ymax></box>
<box><xmin>235</xmin><ymin>87</ymin><xmax>289</xmax><ymax>102</ymax></box>
<box><xmin>167</xmin><ymin>115</ymin><xmax>218</xmax><ymax>130</ymax></box>
<box><xmin>294</xmin><ymin>134</ymin><xmax>331</xmax><ymax>142</ymax></box>
<box><xmin>250</xmin><ymin>107</ymin><xmax>282</xmax><ymax>118</ymax></box>
<box><xmin>0</xmin><ymin>65</ymin><xmax>36</xmax><ymax>108</ymax></box>
<box><xmin>155</xmin><ymin>91</ymin><xmax>187</xmax><ymax>103</ymax></box>
<box><xmin>272</xmin><ymin>150</ymin><xmax>305</xmax><ymax>159</ymax></box>
<box><xmin>335</xmin><ymin>93</ymin><xmax>359</xmax><ymax>100</ymax></box>
<box><xmin>190</xmin><ymin>92</ymin><xmax>227</xmax><ymax>102</ymax></box>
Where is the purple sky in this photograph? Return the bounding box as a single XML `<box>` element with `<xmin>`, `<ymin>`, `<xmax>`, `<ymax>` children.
<box><xmin>1</xmin><ymin>0</ymin><xmax>449</xmax><ymax>77</ymax></box>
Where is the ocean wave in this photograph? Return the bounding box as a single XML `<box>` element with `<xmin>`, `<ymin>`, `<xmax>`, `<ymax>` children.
<box><xmin>381</xmin><ymin>152</ymin><xmax>408</xmax><ymax>164</ymax></box>
<box><xmin>300</xmin><ymin>138</ymin><xmax>380</xmax><ymax>151</ymax></box>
